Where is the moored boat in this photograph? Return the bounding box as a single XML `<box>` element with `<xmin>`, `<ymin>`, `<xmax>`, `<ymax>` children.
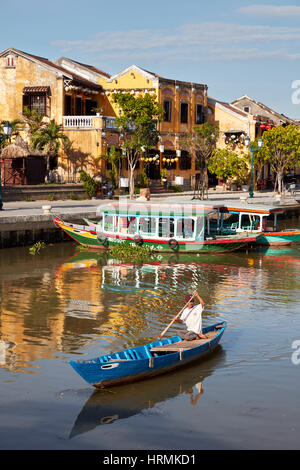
<box><xmin>69</xmin><ymin>321</ymin><xmax>226</xmax><ymax>388</ymax></box>
<box><xmin>54</xmin><ymin>201</ymin><xmax>259</xmax><ymax>254</ymax></box>
<box><xmin>219</xmin><ymin>204</ymin><xmax>300</xmax><ymax>246</ymax></box>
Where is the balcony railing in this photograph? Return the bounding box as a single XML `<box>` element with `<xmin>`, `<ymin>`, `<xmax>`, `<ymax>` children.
<box><xmin>62</xmin><ymin>115</ymin><xmax>137</xmax><ymax>131</ymax></box>
<box><xmin>63</xmin><ymin>116</ymin><xmax>94</xmax><ymax>128</ymax></box>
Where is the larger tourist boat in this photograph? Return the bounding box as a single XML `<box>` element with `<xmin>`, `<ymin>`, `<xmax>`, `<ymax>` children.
<box><xmin>218</xmin><ymin>203</ymin><xmax>300</xmax><ymax>246</ymax></box>
<box><xmin>54</xmin><ymin>201</ymin><xmax>259</xmax><ymax>254</ymax></box>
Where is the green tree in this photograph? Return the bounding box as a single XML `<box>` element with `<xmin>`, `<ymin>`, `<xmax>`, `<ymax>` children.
<box><xmin>208</xmin><ymin>148</ymin><xmax>249</xmax><ymax>185</ymax></box>
<box><xmin>112</xmin><ymin>92</ymin><xmax>163</xmax><ymax>199</ymax></box>
<box><xmin>259</xmin><ymin>125</ymin><xmax>300</xmax><ymax>194</ymax></box>
<box><xmin>31</xmin><ymin>120</ymin><xmax>70</xmax><ymax>182</ymax></box>
<box><xmin>181</xmin><ymin>122</ymin><xmax>219</xmax><ymax>199</ymax></box>
<box><xmin>0</xmin><ymin>119</ymin><xmax>23</xmax><ymax>143</ymax></box>
<box><xmin>22</xmin><ymin>106</ymin><xmax>45</xmax><ymax>138</ymax></box>
<box><xmin>102</xmin><ymin>145</ymin><xmax>122</xmax><ymax>189</ymax></box>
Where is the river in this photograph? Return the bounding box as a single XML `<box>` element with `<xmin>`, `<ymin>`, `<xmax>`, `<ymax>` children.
<box><xmin>0</xmin><ymin>241</ymin><xmax>300</xmax><ymax>450</ymax></box>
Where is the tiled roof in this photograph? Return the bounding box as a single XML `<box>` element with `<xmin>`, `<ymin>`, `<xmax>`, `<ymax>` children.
<box><xmin>9</xmin><ymin>48</ymin><xmax>103</xmax><ymax>90</ymax></box>
<box><xmin>69</xmin><ymin>59</ymin><xmax>111</xmax><ymax>78</ymax></box>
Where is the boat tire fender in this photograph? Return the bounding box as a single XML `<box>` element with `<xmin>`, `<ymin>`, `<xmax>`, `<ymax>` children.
<box><xmin>133</xmin><ymin>235</ymin><xmax>143</xmax><ymax>245</ymax></box>
<box><xmin>97</xmin><ymin>233</ymin><xmax>108</xmax><ymax>246</ymax></box>
<box><xmin>168</xmin><ymin>238</ymin><xmax>179</xmax><ymax>250</ymax></box>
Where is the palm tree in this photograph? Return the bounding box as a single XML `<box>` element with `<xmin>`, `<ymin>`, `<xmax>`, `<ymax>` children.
<box><xmin>32</xmin><ymin>120</ymin><xmax>70</xmax><ymax>182</ymax></box>
<box><xmin>0</xmin><ymin>119</ymin><xmax>23</xmax><ymax>143</ymax></box>
<box><xmin>22</xmin><ymin>106</ymin><xmax>45</xmax><ymax>137</ymax></box>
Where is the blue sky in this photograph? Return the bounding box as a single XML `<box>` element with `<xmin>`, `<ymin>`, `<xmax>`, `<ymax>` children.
<box><xmin>2</xmin><ymin>0</ymin><xmax>300</xmax><ymax>117</ymax></box>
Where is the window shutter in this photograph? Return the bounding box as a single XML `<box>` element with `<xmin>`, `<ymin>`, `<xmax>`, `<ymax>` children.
<box><xmin>22</xmin><ymin>94</ymin><xmax>30</xmax><ymax>111</ymax></box>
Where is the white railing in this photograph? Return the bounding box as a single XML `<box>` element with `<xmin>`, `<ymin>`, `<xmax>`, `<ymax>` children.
<box><xmin>63</xmin><ymin>116</ymin><xmax>94</xmax><ymax>128</ymax></box>
<box><xmin>62</xmin><ymin>115</ymin><xmax>136</xmax><ymax>131</ymax></box>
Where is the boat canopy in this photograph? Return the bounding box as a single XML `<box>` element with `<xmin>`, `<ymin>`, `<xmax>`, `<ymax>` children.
<box><xmin>97</xmin><ymin>201</ymin><xmax>224</xmax><ymax>218</ymax></box>
<box><xmin>220</xmin><ymin>204</ymin><xmax>285</xmax><ymax>216</ymax></box>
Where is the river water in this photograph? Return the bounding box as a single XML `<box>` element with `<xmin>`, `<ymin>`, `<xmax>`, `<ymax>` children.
<box><xmin>0</xmin><ymin>239</ymin><xmax>300</xmax><ymax>450</ymax></box>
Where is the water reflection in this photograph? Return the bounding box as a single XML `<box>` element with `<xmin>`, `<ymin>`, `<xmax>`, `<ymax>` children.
<box><xmin>0</xmin><ymin>244</ymin><xmax>300</xmax><ymax>374</ymax></box>
<box><xmin>69</xmin><ymin>347</ymin><xmax>226</xmax><ymax>438</ymax></box>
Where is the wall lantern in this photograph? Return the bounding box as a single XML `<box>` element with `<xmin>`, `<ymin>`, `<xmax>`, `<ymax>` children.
<box><xmin>176</xmin><ymin>149</ymin><xmax>181</xmax><ymax>157</ymax></box>
<box><xmin>3</xmin><ymin>122</ymin><xmax>12</xmax><ymax>136</ymax></box>
<box><xmin>159</xmin><ymin>145</ymin><xmax>164</xmax><ymax>153</ymax></box>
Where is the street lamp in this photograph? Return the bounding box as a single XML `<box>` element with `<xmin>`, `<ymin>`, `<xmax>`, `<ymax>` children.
<box><xmin>245</xmin><ymin>136</ymin><xmax>263</xmax><ymax>198</ymax></box>
<box><xmin>0</xmin><ymin>121</ymin><xmax>13</xmax><ymax>210</ymax></box>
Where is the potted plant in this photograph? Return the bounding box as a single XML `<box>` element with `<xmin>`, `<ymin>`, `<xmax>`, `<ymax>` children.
<box><xmin>91</xmin><ymin>107</ymin><xmax>104</xmax><ymax>116</ymax></box>
<box><xmin>138</xmin><ymin>170</ymin><xmax>150</xmax><ymax>200</ymax></box>
<box><xmin>160</xmin><ymin>168</ymin><xmax>168</xmax><ymax>188</ymax></box>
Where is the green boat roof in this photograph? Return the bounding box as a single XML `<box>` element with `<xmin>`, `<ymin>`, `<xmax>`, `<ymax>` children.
<box><xmin>97</xmin><ymin>201</ymin><xmax>224</xmax><ymax>217</ymax></box>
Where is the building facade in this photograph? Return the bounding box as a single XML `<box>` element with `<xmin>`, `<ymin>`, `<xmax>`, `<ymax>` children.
<box><xmin>0</xmin><ymin>48</ymin><xmax>114</xmax><ymax>183</ymax></box>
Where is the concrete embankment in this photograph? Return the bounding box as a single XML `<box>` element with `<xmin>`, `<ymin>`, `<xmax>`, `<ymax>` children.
<box><xmin>0</xmin><ymin>200</ymin><xmax>103</xmax><ymax>248</ymax></box>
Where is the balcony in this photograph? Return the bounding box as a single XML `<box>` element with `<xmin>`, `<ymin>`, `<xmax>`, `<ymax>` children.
<box><xmin>62</xmin><ymin>115</ymin><xmax>118</xmax><ymax>130</ymax></box>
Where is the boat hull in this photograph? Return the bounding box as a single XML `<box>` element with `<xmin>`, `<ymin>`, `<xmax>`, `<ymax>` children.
<box><xmin>54</xmin><ymin>217</ymin><xmax>257</xmax><ymax>254</ymax></box>
<box><xmin>255</xmin><ymin>230</ymin><xmax>300</xmax><ymax>246</ymax></box>
<box><xmin>69</xmin><ymin>322</ymin><xmax>226</xmax><ymax>388</ymax></box>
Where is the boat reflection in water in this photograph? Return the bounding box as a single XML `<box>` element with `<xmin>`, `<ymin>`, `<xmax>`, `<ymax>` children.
<box><xmin>69</xmin><ymin>347</ymin><xmax>226</xmax><ymax>438</ymax></box>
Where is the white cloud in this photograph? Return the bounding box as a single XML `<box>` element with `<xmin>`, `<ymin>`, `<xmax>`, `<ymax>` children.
<box><xmin>239</xmin><ymin>5</ymin><xmax>300</xmax><ymax>17</ymax></box>
<box><xmin>52</xmin><ymin>22</ymin><xmax>300</xmax><ymax>65</ymax></box>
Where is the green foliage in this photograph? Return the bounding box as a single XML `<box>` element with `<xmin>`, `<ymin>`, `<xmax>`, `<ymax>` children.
<box><xmin>0</xmin><ymin>119</ymin><xmax>23</xmax><ymax>143</ymax></box>
<box><xmin>32</xmin><ymin>119</ymin><xmax>70</xmax><ymax>156</ymax></box>
<box><xmin>29</xmin><ymin>241</ymin><xmax>46</xmax><ymax>255</ymax></box>
<box><xmin>112</xmin><ymin>92</ymin><xmax>164</xmax><ymax>198</ymax></box>
<box><xmin>102</xmin><ymin>146</ymin><xmax>122</xmax><ymax>188</ymax></box>
<box><xmin>160</xmin><ymin>168</ymin><xmax>167</xmax><ymax>185</ymax></box>
<box><xmin>68</xmin><ymin>191</ymin><xmax>77</xmax><ymax>200</ymax></box>
<box><xmin>258</xmin><ymin>125</ymin><xmax>300</xmax><ymax>193</ymax></box>
<box><xmin>138</xmin><ymin>169</ymin><xmax>149</xmax><ymax>188</ymax></box>
<box><xmin>110</xmin><ymin>243</ymin><xmax>155</xmax><ymax>263</ymax></box>
<box><xmin>181</xmin><ymin>122</ymin><xmax>219</xmax><ymax>199</ymax></box>
<box><xmin>79</xmin><ymin>170</ymin><xmax>97</xmax><ymax>198</ymax></box>
<box><xmin>31</xmin><ymin>119</ymin><xmax>70</xmax><ymax>181</ymax></box>
<box><xmin>22</xmin><ymin>107</ymin><xmax>45</xmax><ymax>137</ymax></box>
<box><xmin>170</xmin><ymin>184</ymin><xmax>183</xmax><ymax>192</ymax></box>
<box><xmin>208</xmin><ymin>148</ymin><xmax>249</xmax><ymax>184</ymax></box>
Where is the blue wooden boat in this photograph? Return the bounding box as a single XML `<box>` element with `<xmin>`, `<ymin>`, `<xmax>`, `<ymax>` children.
<box><xmin>69</xmin><ymin>321</ymin><xmax>226</xmax><ymax>388</ymax></box>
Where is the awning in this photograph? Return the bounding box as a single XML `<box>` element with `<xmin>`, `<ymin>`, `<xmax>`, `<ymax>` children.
<box><xmin>23</xmin><ymin>86</ymin><xmax>50</xmax><ymax>93</ymax></box>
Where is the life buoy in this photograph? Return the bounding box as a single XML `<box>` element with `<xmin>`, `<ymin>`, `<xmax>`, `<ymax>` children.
<box><xmin>97</xmin><ymin>233</ymin><xmax>108</xmax><ymax>246</ymax></box>
<box><xmin>168</xmin><ymin>238</ymin><xmax>179</xmax><ymax>250</ymax></box>
<box><xmin>133</xmin><ymin>234</ymin><xmax>143</xmax><ymax>245</ymax></box>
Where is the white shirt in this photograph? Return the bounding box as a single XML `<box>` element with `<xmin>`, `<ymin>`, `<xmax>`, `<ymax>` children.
<box><xmin>180</xmin><ymin>304</ymin><xmax>203</xmax><ymax>334</ymax></box>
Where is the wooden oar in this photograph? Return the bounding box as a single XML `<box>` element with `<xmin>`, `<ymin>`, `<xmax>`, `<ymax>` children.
<box><xmin>156</xmin><ymin>292</ymin><xmax>197</xmax><ymax>341</ymax></box>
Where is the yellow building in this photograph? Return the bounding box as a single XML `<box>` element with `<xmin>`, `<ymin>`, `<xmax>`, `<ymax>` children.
<box><xmin>103</xmin><ymin>65</ymin><xmax>208</xmax><ymax>189</ymax></box>
<box><xmin>207</xmin><ymin>96</ymin><xmax>295</xmax><ymax>188</ymax></box>
<box><xmin>0</xmin><ymin>48</ymin><xmax>114</xmax><ymax>183</ymax></box>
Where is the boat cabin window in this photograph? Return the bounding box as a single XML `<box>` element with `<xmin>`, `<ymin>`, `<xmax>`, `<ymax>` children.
<box><xmin>119</xmin><ymin>216</ymin><xmax>137</xmax><ymax>235</ymax></box>
<box><xmin>139</xmin><ymin>217</ymin><xmax>157</xmax><ymax>236</ymax></box>
<box><xmin>176</xmin><ymin>218</ymin><xmax>195</xmax><ymax>239</ymax></box>
<box><xmin>158</xmin><ymin>217</ymin><xmax>175</xmax><ymax>238</ymax></box>
<box><xmin>104</xmin><ymin>215</ymin><xmax>117</xmax><ymax>232</ymax></box>
<box><xmin>265</xmin><ymin>213</ymin><xmax>277</xmax><ymax>231</ymax></box>
<box><xmin>240</xmin><ymin>214</ymin><xmax>261</xmax><ymax>230</ymax></box>
<box><xmin>195</xmin><ymin>217</ymin><xmax>205</xmax><ymax>240</ymax></box>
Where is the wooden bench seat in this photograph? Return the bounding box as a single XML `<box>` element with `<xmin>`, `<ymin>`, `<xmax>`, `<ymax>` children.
<box><xmin>150</xmin><ymin>330</ymin><xmax>218</xmax><ymax>353</ymax></box>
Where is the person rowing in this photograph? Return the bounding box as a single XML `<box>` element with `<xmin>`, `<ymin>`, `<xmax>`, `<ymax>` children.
<box><xmin>175</xmin><ymin>291</ymin><xmax>208</xmax><ymax>341</ymax></box>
